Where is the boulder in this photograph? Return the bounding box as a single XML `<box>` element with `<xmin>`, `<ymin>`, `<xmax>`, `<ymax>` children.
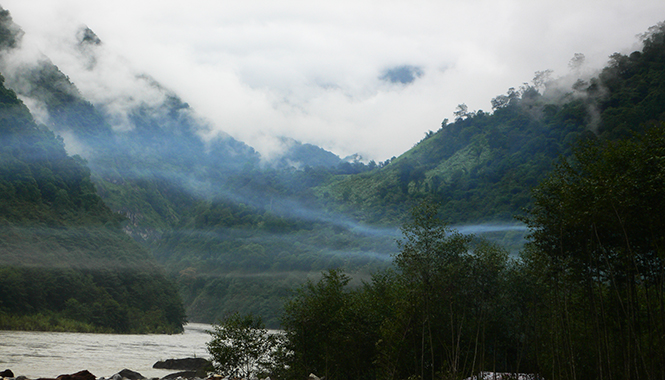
<box><xmin>159</xmin><ymin>371</ymin><xmax>198</xmax><ymax>380</ymax></box>
<box><xmin>37</xmin><ymin>370</ymin><xmax>96</xmax><ymax>380</ymax></box>
<box><xmin>57</xmin><ymin>370</ymin><xmax>96</xmax><ymax>380</ymax></box>
<box><xmin>153</xmin><ymin>359</ymin><xmax>210</xmax><ymax>372</ymax></box>
<box><xmin>1</xmin><ymin>370</ymin><xmax>14</xmax><ymax>378</ymax></box>
<box><xmin>115</xmin><ymin>370</ymin><xmax>144</xmax><ymax>380</ymax></box>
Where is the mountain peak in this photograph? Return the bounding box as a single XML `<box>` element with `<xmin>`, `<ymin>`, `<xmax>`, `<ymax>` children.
<box><xmin>76</xmin><ymin>26</ymin><xmax>102</xmax><ymax>47</ymax></box>
<box><xmin>0</xmin><ymin>7</ymin><xmax>24</xmax><ymax>50</ymax></box>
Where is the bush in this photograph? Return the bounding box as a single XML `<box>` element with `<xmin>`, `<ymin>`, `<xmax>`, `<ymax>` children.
<box><xmin>206</xmin><ymin>312</ymin><xmax>279</xmax><ymax>378</ymax></box>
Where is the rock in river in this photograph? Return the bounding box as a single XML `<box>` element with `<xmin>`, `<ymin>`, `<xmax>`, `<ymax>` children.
<box><xmin>153</xmin><ymin>359</ymin><xmax>210</xmax><ymax>372</ymax></box>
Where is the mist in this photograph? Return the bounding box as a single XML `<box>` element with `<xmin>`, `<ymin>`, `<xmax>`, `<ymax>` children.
<box><xmin>453</xmin><ymin>224</ymin><xmax>528</xmax><ymax>235</ymax></box>
<box><xmin>2</xmin><ymin>0</ymin><xmax>664</xmax><ymax>161</ymax></box>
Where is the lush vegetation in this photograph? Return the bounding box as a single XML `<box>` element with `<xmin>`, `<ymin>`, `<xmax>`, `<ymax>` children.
<box><xmin>277</xmin><ymin>204</ymin><xmax>524</xmax><ymax>380</ymax></box>
<box><xmin>3</xmin><ymin>0</ymin><xmax>665</xmax><ymax>343</ymax></box>
<box><xmin>518</xmin><ymin>126</ymin><xmax>665</xmax><ymax>379</ymax></box>
<box><xmin>229</xmin><ymin>129</ymin><xmax>665</xmax><ymax>378</ymax></box>
<box><xmin>207</xmin><ymin>312</ymin><xmax>280</xmax><ymax>378</ymax></box>
<box><xmin>205</xmin><ymin>23</ymin><xmax>665</xmax><ymax>380</ymax></box>
<box><xmin>0</xmin><ymin>70</ymin><xmax>186</xmax><ymax>333</ymax></box>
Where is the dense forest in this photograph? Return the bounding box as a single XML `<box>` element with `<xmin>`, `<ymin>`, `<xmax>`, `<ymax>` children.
<box><xmin>209</xmin><ymin>22</ymin><xmax>665</xmax><ymax>380</ymax></box>
<box><xmin>0</xmin><ymin>66</ymin><xmax>186</xmax><ymax>332</ymax></box>
<box><xmin>2</xmin><ymin>1</ymin><xmax>665</xmax><ymax>354</ymax></box>
<box><xmin>276</xmin><ymin>127</ymin><xmax>665</xmax><ymax>379</ymax></box>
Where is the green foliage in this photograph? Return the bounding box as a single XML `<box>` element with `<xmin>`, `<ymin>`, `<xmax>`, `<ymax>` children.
<box><xmin>279</xmin><ymin>204</ymin><xmax>526</xmax><ymax>380</ymax></box>
<box><xmin>0</xmin><ymin>75</ymin><xmax>185</xmax><ymax>333</ymax></box>
<box><xmin>207</xmin><ymin>312</ymin><xmax>279</xmax><ymax>378</ymax></box>
<box><xmin>317</xmin><ymin>84</ymin><xmax>587</xmax><ymax>225</ymax></box>
<box><xmin>0</xmin><ymin>312</ymin><xmax>104</xmax><ymax>333</ymax></box>
<box><xmin>594</xmin><ymin>22</ymin><xmax>665</xmax><ymax>139</ymax></box>
<box><xmin>150</xmin><ymin>195</ymin><xmax>395</xmax><ymax>327</ymax></box>
<box><xmin>281</xmin><ymin>269</ymin><xmax>382</xmax><ymax>380</ymax></box>
<box><xmin>519</xmin><ymin>123</ymin><xmax>665</xmax><ymax>379</ymax></box>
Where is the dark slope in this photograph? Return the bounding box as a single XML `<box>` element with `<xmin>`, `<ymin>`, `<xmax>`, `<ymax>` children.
<box><xmin>0</xmin><ymin>72</ymin><xmax>186</xmax><ymax>332</ymax></box>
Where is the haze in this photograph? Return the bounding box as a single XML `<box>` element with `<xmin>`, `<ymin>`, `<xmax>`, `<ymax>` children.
<box><xmin>2</xmin><ymin>0</ymin><xmax>665</xmax><ymax>161</ymax></box>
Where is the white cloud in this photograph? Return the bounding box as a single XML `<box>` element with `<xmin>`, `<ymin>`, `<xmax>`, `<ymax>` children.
<box><xmin>2</xmin><ymin>0</ymin><xmax>665</xmax><ymax>161</ymax></box>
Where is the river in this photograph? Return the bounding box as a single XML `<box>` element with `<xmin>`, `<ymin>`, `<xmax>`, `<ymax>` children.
<box><xmin>0</xmin><ymin>323</ymin><xmax>212</xmax><ymax>379</ymax></box>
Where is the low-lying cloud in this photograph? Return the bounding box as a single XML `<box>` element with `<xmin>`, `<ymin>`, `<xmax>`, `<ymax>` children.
<box><xmin>2</xmin><ymin>0</ymin><xmax>665</xmax><ymax>161</ymax></box>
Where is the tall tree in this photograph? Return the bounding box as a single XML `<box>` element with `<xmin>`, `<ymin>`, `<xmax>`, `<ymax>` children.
<box><xmin>521</xmin><ymin>124</ymin><xmax>665</xmax><ymax>379</ymax></box>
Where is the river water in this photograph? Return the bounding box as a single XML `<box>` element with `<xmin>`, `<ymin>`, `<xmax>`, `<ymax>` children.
<box><xmin>0</xmin><ymin>323</ymin><xmax>212</xmax><ymax>379</ymax></box>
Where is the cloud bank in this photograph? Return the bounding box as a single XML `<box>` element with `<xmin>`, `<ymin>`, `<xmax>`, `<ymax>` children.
<box><xmin>2</xmin><ymin>0</ymin><xmax>665</xmax><ymax>161</ymax></box>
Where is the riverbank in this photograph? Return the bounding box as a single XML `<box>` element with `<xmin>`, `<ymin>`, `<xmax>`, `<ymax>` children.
<box><xmin>0</xmin><ymin>368</ymin><xmax>214</xmax><ymax>380</ymax></box>
<box><xmin>0</xmin><ymin>324</ymin><xmax>212</xmax><ymax>379</ymax></box>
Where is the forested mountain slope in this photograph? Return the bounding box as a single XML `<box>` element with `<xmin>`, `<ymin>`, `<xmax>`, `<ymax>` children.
<box><xmin>318</xmin><ymin>23</ymin><xmax>665</xmax><ymax>226</ymax></box>
<box><xmin>2</xmin><ymin>0</ymin><xmax>664</xmax><ymax>329</ymax></box>
<box><xmin>0</xmin><ymin>70</ymin><xmax>186</xmax><ymax>333</ymax></box>
<box><xmin>0</xmin><ymin>6</ymin><xmax>387</xmax><ymax>327</ymax></box>
<box><xmin>317</xmin><ymin>91</ymin><xmax>590</xmax><ymax>225</ymax></box>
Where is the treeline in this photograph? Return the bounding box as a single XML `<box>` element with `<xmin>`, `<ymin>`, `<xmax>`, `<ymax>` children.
<box><xmin>0</xmin><ymin>265</ymin><xmax>185</xmax><ymax>333</ymax></box>
<box><xmin>280</xmin><ymin>205</ymin><xmax>523</xmax><ymax>380</ymax></box>
<box><xmin>277</xmin><ymin>122</ymin><xmax>665</xmax><ymax>380</ymax></box>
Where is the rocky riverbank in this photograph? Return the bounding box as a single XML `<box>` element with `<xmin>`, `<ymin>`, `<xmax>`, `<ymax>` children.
<box><xmin>0</xmin><ymin>369</ymin><xmax>218</xmax><ymax>380</ymax></box>
<box><xmin>1</xmin><ymin>357</ymin><xmax>214</xmax><ymax>380</ymax></box>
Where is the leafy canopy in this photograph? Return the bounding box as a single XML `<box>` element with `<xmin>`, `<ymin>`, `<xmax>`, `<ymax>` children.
<box><xmin>206</xmin><ymin>312</ymin><xmax>279</xmax><ymax>379</ymax></box>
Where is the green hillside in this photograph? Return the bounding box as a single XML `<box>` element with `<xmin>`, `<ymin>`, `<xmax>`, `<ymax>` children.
<box><xmin>2</xmin><ymin>0</ymin><xmax>665</xmax><ymax>330</ymax></box>
<box><xmin>0</xmin><ymin>72</ymin><xmax>186</xmax><ymax>333</ymax></box>
<box><xmin>0</xmin><ymin>8</ymin><xmax>390</xmax><ymax>326</ymax></box>
<box><xmin>317</xmin><ymin>24</ymin><xmax>665</xmax><ymax>226</ymax></box>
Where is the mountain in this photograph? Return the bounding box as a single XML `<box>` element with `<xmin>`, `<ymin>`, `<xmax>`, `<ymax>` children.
<box><xmin>0</xmin><ymin>66</ymin><xmax>186</xmax><ymax>332</ymax></box>
<box><xmin>2</xmin><ymin>2</ymin><xmax>664</xmax><ymax>329</ymax></box>
<box><xmin>0</xmin><ymin>7</ymin><xmax>390</xmax><ymax>327</ymax></box>
<box><xmin>270</xmin><ymin>137</ymin><xmax>343</xmax><ymax>169</ymax></box>
<box><xmin>316</xmin><ymin>23</ymin><xmax>665</xmax><ymax>228</ymax></box>
<box><xmin>315</xmin><ymin>88</ymin><xmax>588</xmax><ymax>225</ymax></box>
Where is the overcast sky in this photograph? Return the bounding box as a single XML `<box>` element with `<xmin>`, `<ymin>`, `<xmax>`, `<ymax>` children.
<box><xmin>2</xmin><ymin>0</ymin><xmax>665</xmax><ymax>161</ymax></box>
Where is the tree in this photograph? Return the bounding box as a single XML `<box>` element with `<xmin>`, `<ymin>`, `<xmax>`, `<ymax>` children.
<box><xmin>532</xmin><ymin>69</ymin><xmax>553</xmax><ymax>92</ymax></box>
<box><xmin>454</xmin><ymin>103</ymin><xmax>475</xmax><ymax>121</ymax></box>
<box><xmin>207</xmin><ymin>312</ymin><xmax>278</xmax><ymax>379</ymax></box>
<box><xmin>380</xmin><ymin>200</ymin><xmax>519</xmax><ymax>380</ymax></box>
<box><xmin>568</xmin><ymin>53</ymin><xmax>585</xmax><ymax>72</ymax></box>
<box><xmin>280</xmin><ymin>269</ymin><xmax>380</xmax><ymax>380</ymax></box>
<box><xmin>521</xmin><ymin>124</ymin><xmax>665</xmax><ymax>379</ymax></box>
<box><xmin>393</xmin><ymin>200</ymin><xmax>472</xmax><ymax>379</ymax></box>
